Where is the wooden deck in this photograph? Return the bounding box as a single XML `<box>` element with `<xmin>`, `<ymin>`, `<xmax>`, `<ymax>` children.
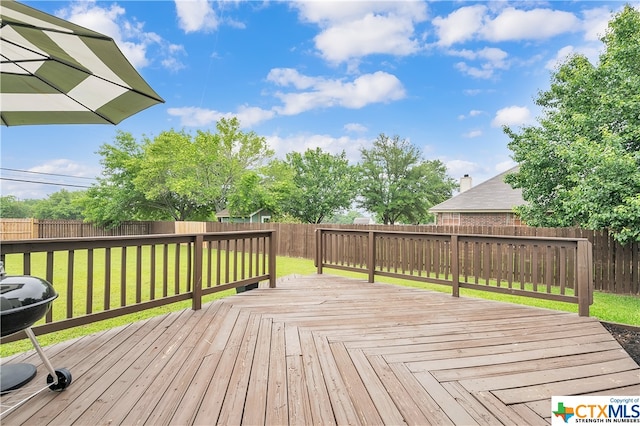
<box><xmin>2</xmin><ymin>274</ymin><xmax>639</xmax><ymax>425</ymax></box>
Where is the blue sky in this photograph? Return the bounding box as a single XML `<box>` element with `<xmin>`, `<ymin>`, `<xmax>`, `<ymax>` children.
<box><xmin>0</xmin><ymin>0</ymin><xmax>630</xmax><ymax>199</ymax></box>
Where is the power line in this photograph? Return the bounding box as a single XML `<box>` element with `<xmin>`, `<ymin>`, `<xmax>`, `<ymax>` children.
<box><xmin>0</xmin><ymin>177</ymin><xmax>91</xmax><ymax>188</ymax></box>
<box><xmin>0</xmin><ymin>167</ymin><xmax>96</xmax><ymax>180</ymax></box>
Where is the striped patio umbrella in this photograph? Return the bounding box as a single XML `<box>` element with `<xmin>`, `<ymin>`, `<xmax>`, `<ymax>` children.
<box><xmin>0</xmin><ymin>0</ymin><xmax>164</xmax><ymax>126</ymax></box>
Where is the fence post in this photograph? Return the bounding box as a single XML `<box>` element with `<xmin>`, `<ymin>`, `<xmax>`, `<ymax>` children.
<box><xmin>577</xmin><ymin>239</ymin><xmax>592</xmax><ymax>317</ymax></box>
<box><xmin>31</xmin><ymin>218</ymin><xmax>39</xmax><ymax>239</ymax></box>
<box><xmin>269</xmin><ymin>230</ymin><xmax>277</xmax><ymax>288</ymax></box>
<box><xmin>192</xmin><ymin>234</ymin><xmax>203</xmax><ymax>311</ymax></box>
<box><xmin>316</xmin><ymin>229</ymin><xmax>323</xmax><ymax>275</ymax></box>
<box><xmin>451</xmin><ymin>235</ymin><xmax>459</xmax><ymax>297</ymax></box>
<box><xmin>368</xmin><ymin>231</ymin><xmax>375</xmax><ymax>283</ymax></box>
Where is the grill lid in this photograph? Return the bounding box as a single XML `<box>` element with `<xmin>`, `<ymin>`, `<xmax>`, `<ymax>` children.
<box><xmin>1</xmin><ymin>275</ymin><xmax>58</xmax><ymax>337</ymax></box>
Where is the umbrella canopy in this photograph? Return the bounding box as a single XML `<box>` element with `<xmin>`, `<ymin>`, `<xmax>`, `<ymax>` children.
<box><xmin>0</xmin><ymin>0</ymin><xmax>164</xmax><ymax>126</ymax></box>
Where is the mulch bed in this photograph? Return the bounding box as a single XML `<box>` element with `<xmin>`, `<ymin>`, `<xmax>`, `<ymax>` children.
<box><xmin>602</xmin><ymin>322</ymin><xmax>640</xmax><ymax>366</ymax></box>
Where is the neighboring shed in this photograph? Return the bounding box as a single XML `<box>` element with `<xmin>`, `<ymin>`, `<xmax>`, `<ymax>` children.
<box><xmin>216</xmin><ymin>208</ymin><xmax>272</xmax><ymax>224</ymax></box>
<box><xmin>429</xmin><ymin>167</ymin><xmax>525</xmax><ymax>226</ymax></box>
<box><xmin>353</xmin><ymin>217</ymin><xmax>375</xmax><ymax>225</ymax></box>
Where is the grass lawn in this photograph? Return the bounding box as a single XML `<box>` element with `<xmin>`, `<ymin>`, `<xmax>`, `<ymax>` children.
<box><xmin>1</xmin><ymin>255</ymin><xmax>638</xmax><ymax>357</ymax></box>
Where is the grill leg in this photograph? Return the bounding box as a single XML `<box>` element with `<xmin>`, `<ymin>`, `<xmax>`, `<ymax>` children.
<box><xmin>23</xmin><ymin>328</ymin><xmax>58</xmax><ymax>385</ymax></box>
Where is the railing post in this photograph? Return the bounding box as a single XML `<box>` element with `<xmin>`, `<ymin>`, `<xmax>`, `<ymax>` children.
<box><xmin>192</xmin><ymin>234</ymin><xmax>203</xmax><ymax>311</ymax></box>
<box><xmin>269</xmin><ymin>230</ymin><xmax>277</xmax><ymax>288</ymax></box>
<box><xmin>316</xmin><ymin>229</ymin><xmax>323</xmax><ymax>275</ymax></box>
<box><xmin>368</xmin><ymin>231</ymin><xmax>376</xmax><ymax>283</ymax></box>
<box><xmin>451</xmin><ymin>235</ymin><xmax>459</xmax><ymax>297</ymax></box>
<box><xmin>577</xmin><ymin>239</ymin><xmax>592</xmax><ymax>317</ymax></box>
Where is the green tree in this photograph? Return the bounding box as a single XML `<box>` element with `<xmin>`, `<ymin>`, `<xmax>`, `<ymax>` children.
<box><xmin>358</xmin><ymin>134</ymin><xmax>456</xmax><ymax>224</ymax></box>
<box><xmin>33</xmin><ymin>189</ymin><xmax>85</xmax><ymax>219</ymax></box>
<box><xmin>0</xmin><ymin>195</ymin><xmax>34</xmax><ymax>218</ymax></box>
<box><xmin>505</xmin><ymin>5</ymin><xmax>640</xmax><ymax>243</ymax></box>
<box><xmin>80</xmin><ymin>130</ymin><xmax>158</xmax><ymax>226</ymax></box>
<box><xmin>82</xmin><ymin>118</ymin><xmax>273</xmax><ymax>225</ymax></box>
<box><xmin>327</xmin><ymin>210</ymin><xmax>364</xmax><ymax>224</ymax></box>
<box><xmin>227</xmin><ymin>159</ymin><xmax>296</xmax><ymax>220</ymax></box>
<box><xmin>284</xmin><ymin>148</ymin><xmax>357</xmax><ymax>224</ymax></box>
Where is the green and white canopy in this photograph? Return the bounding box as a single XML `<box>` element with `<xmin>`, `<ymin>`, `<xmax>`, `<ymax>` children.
<box><xmin>0</xmin><ymin>0</ymin><xmax>164</xmax><ymax>126</ymax></box>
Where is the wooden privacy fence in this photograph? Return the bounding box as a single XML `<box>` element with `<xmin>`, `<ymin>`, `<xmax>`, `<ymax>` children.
<box><xmin>0</xmin><ymin>230</ymin><xmax>276</xmax><ymax>343</ymax></box>
<box><xmin>1</xmin><ymin>220</ymin><xmax>637</xmax><ymax>295</ymax></box>
<box><xmin>316</xmin><ymin>229</ymin><xmax>594</xmax><ymax>316</ymax></box>
<box><xmin>0</xmin><ymin>218</ymin><xmax>38</xmax><ymax>239</ymax></box>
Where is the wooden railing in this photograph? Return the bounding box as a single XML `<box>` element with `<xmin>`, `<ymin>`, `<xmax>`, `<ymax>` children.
<box><xmin>0</xmin><ymin>230</ymin><xmax>276</xmax><ymax>342</ymax></box>
<box><xmin>316</xmin><ymin>229</ymin><xmax>593</xmax><ymax>316</ymax></box>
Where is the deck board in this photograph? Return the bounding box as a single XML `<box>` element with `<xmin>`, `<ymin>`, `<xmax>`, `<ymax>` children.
<box><xmin>1</xmin><ymin>274</ymin><xmax>638</xmax><ymax>425</ymax></box>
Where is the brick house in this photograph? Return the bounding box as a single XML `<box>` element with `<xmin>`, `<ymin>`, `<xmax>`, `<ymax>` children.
<box><xmin>429</xmin><ymin>167</ymin><xmax>525</xmax><ymax>226</ymax></box>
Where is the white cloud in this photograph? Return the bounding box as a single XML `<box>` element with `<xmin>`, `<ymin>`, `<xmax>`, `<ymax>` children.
<box><xmin>433</xmin><ymin>5</ymin><xmax>487</xmax><ymax>46</ymax></box>
<box><xmin>492</xmin><ymin>106</ymin><xmax>534</xmax><ymax>127</ymax></box>
<box><xmin>463</xmin><ymin>89</ymin><xmax>484</xmax><ymax>96</ymax></box>
<box><xmin>270</xmin><ymin>70</ymin><xmax>406</xmax><ymax>115</ymax></box>
<box><xmin>455</xmin><ymin>62</ymin><xmax>493</xmax><ymax>79</ymax></box>
<box><xmin>292</xmin><ymin>2</ymin><xmax>428</xmax><ymax>64</ymax></box>
<box><xmin>58</xmin><ymin>1</ymin><xmax>185</xmax><ymax>71</ymax></box>
<box><xmin>1</xmin><ymin>160</ymin><xmax>98</xmax><ymax>199</ymax></box>
<box><xmin>433</xmin><ymin>5</ymin><xmax>583</xmax><ymax>46</ymax></box>
<box><xmin>167</xmin><ymin>106</ymin><xmax>274</xmax><ymax>127</ymax></box>
<box><xmin>314</xmin><ymin>14</ymin><xmax>421</xmax><ymax>63</ymax></box>
<box><xmin>545</xmin><ymin>45</ymin><xmax>576</xmax><ymax>71</ymax></box>
<box><xmin>480</xmin><ymin>8</ymin><xmax>580</xmax><ymax>42</ymax></box>
<box><xmin>445</xmin><ymin>159</ymin><xmax>480</xmax><ymax>179</ymax></box>
<box><xmin>267</xmin><ymin>68</ymin><xmax>318</xmax><ymax>90</ymax></box>
<box><xmin>174</xmin><ymin>0</ymin><xmax>218</xmax><ymax>33</ymax></box>
<box><xmin>545</xmin><ymin>44</ymin><xmax>602</xmax><ymax>70</ymax></box>
<box><xmin>495</xmin><ymin>159</ymin><xmax>517</xmax><ymax>173</ymax></box>
<box><xmin>170</xmin><ymin>68</ymin><xmax>404</xmax><ymax>127</ymax></box>
<box><xmin>266</xmin><ymin>134</ymin><xmax>369</xmax><ymax>161</ymax></box>
<box><xmin>449</xmin><ymin>47</ymin><xmax>509</xmax><ymax>79</ymax></box>
<box><xmin>344</xmin><ymin>123</ymin><xmax>368</xmax><ymax>133</ymax></box>
<box><xmin>462</xmin><ymin>130</ymin><xmax>482</xmax><ymax>138</ymax></box>
<box><xmin>582</xmin><ymin>6</ymin><xmax>615</xmax><ymax>42</ymax></box>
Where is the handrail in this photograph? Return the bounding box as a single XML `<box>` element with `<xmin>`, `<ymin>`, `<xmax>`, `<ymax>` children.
<box><xmin>316</xmin><ymin>228</ymin><xmax>593</xmax><ymax>316</ymax></box>
<box><xmin>0</xmin><ymin>230</ymin><xmax>277</xmax><ymax>342</ymax></box>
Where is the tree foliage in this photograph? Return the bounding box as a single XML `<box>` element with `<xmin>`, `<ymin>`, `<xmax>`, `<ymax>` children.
<box><xmin>505</xmin><ymin>5</ymin><xmax>640</xmax><ymax>243</ymax></box>
<box><xmin>33</xmin><ymin>189</ymin><xmax>85</xmax><ymax>220</ymax></box>
<box><xmin>81</xmin><ymin>117</ymin><xmax>273</xmax><ymax>225</ymax></box>
<box><xmin>357</xmin><ymin>134</ymin><xmax>457</xmax><ymax>224</ymax></box>
<box><xmin>80</xmin><ymin>130</ymin><xmax>161</xmax><ymax>226</ymax></box>
<box><xmin>227</xmin><ymin>159</ymin><xmax>296</xmax><ymax>220</ymax></box>
<box><xmin>284</xmin><ymin>148</ymin><xmax>357</xmax><ymax>224</ymax></box>
<box><xmin>0</xmin><ymin>195</ymin><xmax>34</xmax><ymax>218</ymax></box>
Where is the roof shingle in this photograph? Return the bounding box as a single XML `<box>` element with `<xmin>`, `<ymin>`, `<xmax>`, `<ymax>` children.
<box><xmin>429</xmin><ymin>166</ymin><xmax>523</xmax><ymax>213</ymax></box>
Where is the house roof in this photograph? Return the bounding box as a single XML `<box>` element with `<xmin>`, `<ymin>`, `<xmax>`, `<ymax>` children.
<box><xmin>216</xmin><ymin>209</ymin><xmax>231</xmax><ymax>218</ymax></box>
<box><xmin>353</xmin><ymin>217</ymin><xmax>374</xmax><ymax>225</ymax></box>
<box><xmin>216</xmin><ymin>208</ymin><xmax>266</xmax><ymax>218</ymax></box>
<box><xmin>429</xmin><ymin>166</ymin><xmax>524</xmax><ymax>213</ymax></box>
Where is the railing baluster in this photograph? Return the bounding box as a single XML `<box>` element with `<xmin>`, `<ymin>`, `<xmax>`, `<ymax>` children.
<box><xmin>87</xmin><ymin>248</ymin><xmax>94</xmax><ymax>314</ymax></box>
<box><xmin>150</xmin><ymin>245</ymin><xmax>156</xmax><ymax>299</ymax></box>
<box><xmin>136</xmin><ymin>245</ymin><xmax>142</xmax><ymax>303</ymax></box>
<box><xmin>174</xmin><ymin>243</ymin><xmax>181</xmax><ymax>295</ymax></box>
<box><xmin>163</xmin><ymin>244</ymin><xmax>169</xmax><ymax>297</ymax></box>
<box><xmin>121</xmin><ymin>247</ymin><xmax>127</xmax><ymax>307</ymax></box>
<box><xmin>105</xmin><ymin>247</ymin><xmax>111</xmax><ymax>310</ymax></box>
<box><xmin>67</xmin><ymin>250</ymin><xmax>74</xmax><ymax>318</ymax></box>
